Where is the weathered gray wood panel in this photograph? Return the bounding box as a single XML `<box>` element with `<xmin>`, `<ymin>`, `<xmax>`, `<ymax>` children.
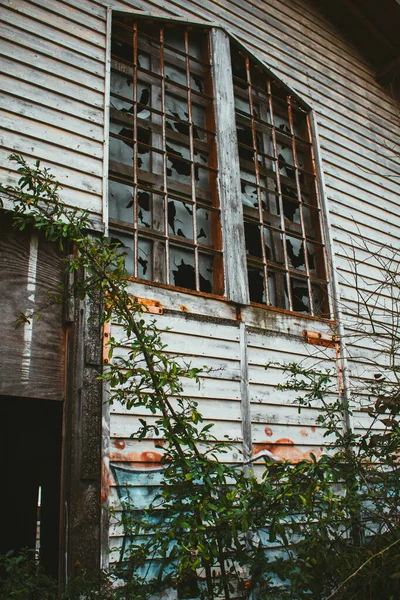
<box><xmin>0</xmin><ymin>217</ymin><xmax>65</xmax><ymax>400</ymax></box>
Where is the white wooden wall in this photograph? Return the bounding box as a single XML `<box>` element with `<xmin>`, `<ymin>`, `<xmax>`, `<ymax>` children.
<box><xmin>1</xmin><ymin>0</ymin><xmax>400</xmax><ymax>566</ymax></box>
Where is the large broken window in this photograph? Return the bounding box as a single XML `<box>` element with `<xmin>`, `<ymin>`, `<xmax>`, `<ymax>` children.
<box><xmin>108</xmin><ymin>16</ymin><xmax>328</xmax><ymax>317</ymax></box>
<box><xmin>231</xmin><ymin>44</ymin><xmax>327</xmax><ymax>317</ymax></box>
<box><xmin>109</xmin><ymin>17</ymin><xmax>222</xmax><ymax>295</ymax></box>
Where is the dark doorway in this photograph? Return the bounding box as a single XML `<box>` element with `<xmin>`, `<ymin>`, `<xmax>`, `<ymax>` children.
<box><xmin>0</xmin><ymin>396</ymin><xmax>63</xmax><ymax>579</ymax></box>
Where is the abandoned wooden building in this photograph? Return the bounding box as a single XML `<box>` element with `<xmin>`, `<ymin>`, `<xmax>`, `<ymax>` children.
<box><xmin>0</xmin><ymin>0</ymin><xmax>399</xmax><ymax>587</ymax></box>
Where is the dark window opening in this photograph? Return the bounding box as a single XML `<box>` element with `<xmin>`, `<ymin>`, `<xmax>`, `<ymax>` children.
<box><xmin>0</xmin><ymin>396</ymin><xmax>63</xmax><ymax>580</ymax></box>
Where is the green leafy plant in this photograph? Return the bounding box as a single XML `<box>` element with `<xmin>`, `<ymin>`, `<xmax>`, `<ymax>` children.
<box><xmin>1</xmin><ymin>155</ymin><xmax>399</xmax><ymax>600</ymax></box>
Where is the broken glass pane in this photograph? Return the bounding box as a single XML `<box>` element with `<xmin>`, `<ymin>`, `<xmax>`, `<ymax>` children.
<box><xmin>137</xmin><ymin>142</ymin><xmax>151</xmax><ymax>172</ymax></box>
<box><xmin>110</xmin><ymin>96</ymin><xmax>134</xmax><ymax>114</ymax></box>
<box><xmin>199</xmin><ymin>253</ymin><xmax>213</xmax><ymax>293</ymax></box>
<box><xmin>190</xmin><ymin>68</ymin><xmax>204</xmax><ymax>94</ymax></box>
<box><xmin>241</xmin><ymin>171</ymin><xmax>258</xmax><ymax>208</ymax></box>
<box><xmin>111</xmin><ymin>70</ymin><xmax>133</xmax><ymax>102</ymax></box>
<box><xmin>197</xmin><ymin>207</ymin><xmax>212</xmax><ymax>245</ymax></box>
<box><xmin>267</xmin><ymin>272</ymin><xmax>277</xmax><ymax>306</ymax></box>
<box><xmin>170</xmin><ymin>247</ymin><xmax>196</xmax><ymax>290</ymax></box>
<box><xmin>244</xmin><ymin>222</ymin><xmax>262</xmax><ymax>258</ymax></box>
<box><xmin>165</xmin><ymin>62</ymin><xmax>187</xmax><ymax>87</ymax></box>
<box><xmin>109</xmin><ymin>180</ymin><xmax>134</xmax><ymax>223</ymax></box>
<box><xmin>281</xmin><ymin>182</ymin><xmax>298</xmax><ymax>200</ymax></box>
<box><xmin>168</xmin><ymin>199</ymin><xmax>193</xmax><ymax>239</ymax></box>
<box><xmin>307</xmin><ymin>242</ymin><xmax>318</xmax><ymax>273</ymax></box>
<box><xmin>248</xmin><ymin>267</ymin><xmax>265</xmax><ymax>304</ymax></box>
<box><xmin>137</xmin><ymin>188</ymin><xmax>152</xmax><ymax>229</ymax></box>
<box><xmin>283</xmin><ymin>198</ymin><xmax>300</xmax><ymax>225</ymax></box>
<box><xmin>290</xmin><ymin>277</ymin><xmax>309</xmax><ymax>313</ymax></box>
<box><xmin>296</xmin><ymin>148</ymin><xmax>305</xmax><ymax>170</ymax></box>
<box><xmin>137</xmin><ymin>51</ymin><xmax>150</xmax><ymax>70</ymax></box>
<box><xmin>166</xmin><ymin>142</ymin><xmax>191</xmax><ymax>186</ymax></box>
<box><xmin>286</xmin><ymin>235</ymin><xmax>306</xmax><ymax>271</ymax></box>
<box><xmin>191</xmin><ymin>103</ymin><xmax>206</xmax><ymax>130</ymax></box>
<box><xmin>264</xmin><ymin>227</ymin><xmax>284</xmax><ymax>263</ymax></box>
<box><xmin>166</xmin><ymin>118</ymin><xmax>190</xmax><ymax>140</ymax></box>
<box><xmin>278</xmin><ymin>143</ymin><xmax>294</xmax><ymax>166</ymax></box>
<box><xmin>138</xmin><ymin>238</ymin><xmax>152</xmax><ymax>280</ymax></box>
<box><xmin>164</xmin><ymin>28</ymin><xmax>185</xmax><ymax>54</ymax></box>
<box><xmin>137</xmin><ymin>84</ymin><xmax>151</xmax><ymax>120</ymax></box>
<box><xmin>110</xmin><ymin>134</ymin><xmax>134</xmax><ymax>167</ymax></box>
<box><xmin>110</xmin><ymin>232</ymin><xmax>134</xmax><ymax>276</ymax></box>
<box><xmin>311</xmin><ymin>283</ymin><xmax>325</xmax><ymax>316</ymax></box>
<box><xmin>166</xmin><ymin>93</ymin><xmax>188</xmax><ymax>123</ymax></box>
<box><xmin>273</xmin><ymin>110</ymin><xmax>291</xmax><ymax>136</ymax></box>
<box><xmin>196</xmin><ymin>167</ymin><xmax>210</xmax><ymax>191</ymax></box>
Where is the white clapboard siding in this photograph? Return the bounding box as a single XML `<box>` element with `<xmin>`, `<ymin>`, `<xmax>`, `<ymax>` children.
<box><xmin>1</xmin><ymin>0</ymin><xmax>400</xmax><ymax>568</ymax></box>
<box><xmin>0</xmin><ymin>0</ymin><xmax>106</xmax><ymax>219</ymax></box>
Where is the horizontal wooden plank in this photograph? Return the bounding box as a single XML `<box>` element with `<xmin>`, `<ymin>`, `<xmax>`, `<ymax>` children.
<box><xmin>0</xmin><ymin>110</ymin><xmax>104</xmax><ymax>161</ymax></box>
<box><xmin>0</xmin><ymin>129</ymin><xmax>102</xmax><ymax>179</ymax></box>
<box><xmin>2</xmin><ymin>4</ymin><xmax>105</xmax><ymax>62</ymax></box>
<box><xmin>0</xmin><ymin>21</ymin><xmax>104</xmax><ymax>77</ymax></box>
<box><xmin>2</xmin><ymin>0</ymin><xmax>106</xmax><ymax>48</ymax></box>
<box><xmin>119</xmin><ymin>280</ymin><xmax>237</xmax><ymax>320</ymax></box>
<box><xmin>0</xmin><ymin>75</ymin><xmax>104</xmax><ymax>125</ymax></box>
<box><xmin>111</xmin><ymin>312</ymin><xmax>240</xmax><ymax>342</ymax></box>
<box><xmin>110</xmin><ymin>396</ymin><xmax>243</xmax><ymax>420</ymax></box>
<box><xmin>0</xmin><ymin>161</ymin><xmax>103</xmax><ymax>215</ymax></box>
<box><xmin>0</xmin><ymin>56</ymin><xmax>104</xmax><ymax>109</ymax></box>
<box><xmin>62</xmin><ymin>0</ymin><xmax>107</xmax><ymax>19</ymax></box>
<box><xmin>110</xmin><ymin>413</ymin><xmax>245</xmax><ymax>440</ymax></box>
<box><xmin>0</xmin><ymin>38</ymin><xmax>104</xmax><ymax>93</ymax></box>
<box><xmin>28</xmin><ymin>0</ymin><xmax>106</xmax><ymax>33</ymax></box>
<box><xmin>0</xmin><ymin>94</ymin><xmax>103</xmax><ymax>143</ymax></box>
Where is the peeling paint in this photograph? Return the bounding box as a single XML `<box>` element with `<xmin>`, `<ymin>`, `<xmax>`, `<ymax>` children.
<box><xmin>253</xmin><ymin>438</ymin><xmax>322</xmax><ymax>463</ymax></box>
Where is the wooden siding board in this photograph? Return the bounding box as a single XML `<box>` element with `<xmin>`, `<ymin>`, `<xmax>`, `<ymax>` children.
<box><xmin>0</xmin><ymin>21</ymin><xmax>105</xmax><ymax>78</ymax></box>
<box><xmin>27</xmin><ymin>0</ymin><xmax>107</xmax><ymax>33</ymax></box>
<box><xmin>0</xmin><ymin>110</ymin><xmax>104</xmax><ymax>161</ymax></box>
<box><xmin>1</xmin><ymin>6</ymin><xmax>106</xmax><ymax>62</ymax></box>
<box><xmin>63</xmin><ymin>0</ymin><xmax>108</xmax><ymax>20</ymax></box>
<box><xmin>0</xmin><ymin>56</ymin><xmax>104</xmax><ymax>109</ymax></box>
<box><xmin>0</xmin><ymin>75</ymin><xmax>104</xmax><ymax>125</ymax></box>
<box><xmin>0</xmin><ymin>95</ymin><xmax>104</xmax><ymax>143</ymax></box>
<box><xmin>0</xmin><ymin>39</ymin><xmax>104</xmax><ymax>94</ymax></box>
<box><xmin>2</xmin><ymin>0</ymin><xmax>106</xmax><ymax>49</ymax></box>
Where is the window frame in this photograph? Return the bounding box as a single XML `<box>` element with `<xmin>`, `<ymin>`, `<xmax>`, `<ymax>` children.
<box><xmin>105</xmin><ymin>12</ymin><xmax>332</xmax><ymax>319</ymax></box>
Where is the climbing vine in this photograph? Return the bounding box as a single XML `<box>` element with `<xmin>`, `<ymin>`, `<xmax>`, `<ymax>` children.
<box><xmin>1</xmin><ymin>154</ymin><xmax>399</xmax><ymax>599</ymax></box>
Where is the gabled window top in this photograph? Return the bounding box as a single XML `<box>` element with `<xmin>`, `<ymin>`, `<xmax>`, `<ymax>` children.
<box><xmin>108</xmin><ymin>13</ymin><xmax>329</xmax><ymax>318</ymax></box>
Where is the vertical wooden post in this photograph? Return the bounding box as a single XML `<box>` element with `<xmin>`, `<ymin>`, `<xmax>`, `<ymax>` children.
<box><xmin>210</xmin><ymin>28</ymin><xmax>249</xmax><ymax>305</ymax></box>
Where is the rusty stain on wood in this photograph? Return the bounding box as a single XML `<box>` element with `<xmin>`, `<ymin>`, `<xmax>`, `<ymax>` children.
<box><xmin>134</xmin><ymin>297</ymin><xmax>164</xmax><ymax>315</ymax></box>
<box><xmin>303</xmin><ymin>329</ymin><xmax>336</xmax><ymax>347</ymax></box>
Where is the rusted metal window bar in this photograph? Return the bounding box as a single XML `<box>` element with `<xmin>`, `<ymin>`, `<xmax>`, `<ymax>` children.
<box><xmin>233</xmin><ymin>45</ymin><xmax>327</xmax><ymax>317</ymax></box>
<box><xmin>109</xmin><ymin>18</ymin><xmax>222</xmax><ymax>295</ymax></box>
